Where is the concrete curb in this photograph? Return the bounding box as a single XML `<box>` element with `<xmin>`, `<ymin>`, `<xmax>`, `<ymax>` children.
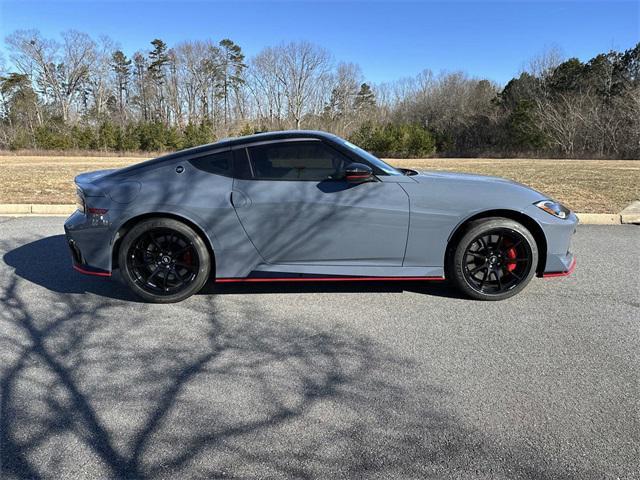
<box><xmin>575</xmin><ymin>213</ymin><xmax>622</xmax><ymax>225</ymax></box>
<box><xmin>31</xmin><ymin>204</ymin><xmax>77</xmax><ymax>215</ymax></box>
<box><xmin>0</xmin><ymin>204</ymin><xmax>32</xmax><ymax>214</ymax></box>
<box><xmin>0</xmin><ymin>204</ymin><xmax>637</xmax><ymax>225</ymax></box>
<box><xmin>0</xmin><ymin>204</ymin><xmax>76</xmax><ymax>215</ymax></box>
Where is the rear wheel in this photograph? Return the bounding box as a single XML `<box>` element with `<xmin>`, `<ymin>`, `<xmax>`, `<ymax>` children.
<box><xmin>118</xmin><ymin>218</ymin><xmax>211</xmax><ymax>303</ymax></box>
<box><xmin>448</xmin><ymin>218</ymin><xmax>538</xmax><ymax>301</ymax></box>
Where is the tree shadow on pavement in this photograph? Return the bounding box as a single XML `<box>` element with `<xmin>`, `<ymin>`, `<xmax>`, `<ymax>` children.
<box><xmin>0</xmin><ymin>274</ymin><xmax>445</xmax><ymax>479</ymax></box>
<box><xmin>0</xmin><ymin>272</ymin><xmax>590</xmax><ymax>479</ymax></box>
<box><xmin>2</xmin><ymin>234</ymin><xmax>137</xmax><ymax>301</ymax></box>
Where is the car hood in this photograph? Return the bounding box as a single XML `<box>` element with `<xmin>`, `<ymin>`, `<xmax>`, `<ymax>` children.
<box><xmin>412</xmin><ymin>170</ymin><xmax>524</xmax><ymax>186</ymax></box>
<box><xmin>407</xmin><ymin>170</ymin><xmax>548</xmax><ymax>206</ymax></box>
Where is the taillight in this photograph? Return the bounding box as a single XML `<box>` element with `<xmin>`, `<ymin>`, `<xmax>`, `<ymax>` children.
<box><xmin>86</xmin><ymin>207</ymin><xmax>109</xmax><ymax>215</ymax></box>
<box><xmin>75</xmin><ymin>189</ymin><xmax>85</xmax><ymax>214</ymax></box>
<box><xmin>77</xmin><ymin>188</ymin><xmax>108</xmax><ymax>216</ymax></box>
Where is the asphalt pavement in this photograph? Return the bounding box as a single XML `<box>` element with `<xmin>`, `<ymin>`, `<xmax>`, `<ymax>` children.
<box><xmin>0</xmin><ymin>217</ymin><xmax>638</xmax><ymax>479</ymax></box>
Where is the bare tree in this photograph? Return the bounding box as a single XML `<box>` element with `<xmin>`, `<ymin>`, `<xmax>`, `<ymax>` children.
<box><xmin>248</xmin><ymin>47</ymin><xmax>287</xmax><ymax>128</ymax></box>
<box><xmin>85</xmin><ymin>36</ymin><xmax>116</xmax><ymax>119</ymax></box>
<box><xmin>525</xmin><ymin>45</ymin><xmax>564</xmax><ymax>80</ymax></box>
<box><xmin>323</xmin><ymin>62</ymin><xmax>362</xmax><ymax>135</ymax></box>
<box><xmin>166</xmin><ymin>49</ymin><xmax>183</xmax><ymax>127</ymax></box>
<box><xmin>7</xmin><ymin>29</ymin><xmax>96</xmax><ymax>122</ymax></box>
<box><xmin>272</xmin><ymin>41</ymin><xmax>332</xmax><ymax>129</ymax></box>
<box><xmin>174</xmin><ymin>40</ymin><xmax>221</xmax><ymax>124</ymax></box>
<box><xmin>534</xmin><ymin>91</ymin><xmax>587</xmax><ymax>156</ymax></box>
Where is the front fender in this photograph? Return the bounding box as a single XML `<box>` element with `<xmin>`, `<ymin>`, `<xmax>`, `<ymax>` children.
<box><xmin>401</xmin><ymin>176</ymin><xmax>547</xmax><ymax>267</ymax></box>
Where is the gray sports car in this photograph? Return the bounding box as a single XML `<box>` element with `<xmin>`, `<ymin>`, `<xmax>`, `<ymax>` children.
<box><xmin>64</xmin><ymin>130</ymin><xmax>577</xmax><ymax>303</ymax></box>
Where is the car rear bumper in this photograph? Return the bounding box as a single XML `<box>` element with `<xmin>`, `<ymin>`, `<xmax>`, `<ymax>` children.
<box><xmin>64</xmin><ymin>210</ymin><xmax>113</xmax><ymax>276</ymax></box>
<box><xmin>72</xmin><ymin>262</ymin><xmax>112</xmax><ymax>277</ymax></box>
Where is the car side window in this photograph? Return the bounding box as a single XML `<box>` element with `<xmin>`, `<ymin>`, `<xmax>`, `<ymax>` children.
<box><xmin>189</xmin><ymin>151</ymin><xmax>233</xmax><ymax>176</ymax></box>
<box><xmin>246</xmin><ymin>141</ymin><xmax>349</xmax><ymax>181</ymax></box>
<box><xmin>232</xmin><ymin>148</ymin><xmax>253</xmax><ymax>179</ymax></box>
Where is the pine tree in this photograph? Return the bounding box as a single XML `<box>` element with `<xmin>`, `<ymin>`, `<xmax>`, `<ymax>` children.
<box><xmin>323</xmin><ymin>87</ymin><xmax>342</xmax><ymax>121</ymax></box>
<box><xmin>217</xmin><ymin>39</ymin><xmax>246</xmax><ymax>126</ymax></box>
<box><xmin>0</xmin><ymin>72</ymin><xmax>40</xmax><ymax>147</ymax></box>
<box><xmin>111</xmin><ymin>50</ymin><xmax>131</xmax><ymax>123</ymax></box>
<box><xmin>354</xmin><ymin>83</ymin><xmax>376</xmax><ymax>112</ymax></box>
<box><xmin>132</xmin><ymin>52</ymin><xmax>149</xmax><ymax>121</ymax></box>
<box><xmin>148</xmin><ymin>39</ymin><xmax>170</xmax><ymax>122</ymax></box>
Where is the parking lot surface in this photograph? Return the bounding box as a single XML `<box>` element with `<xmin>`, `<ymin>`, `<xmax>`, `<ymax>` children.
<box><xmin>1</xmin><ymin>217</ymin><xmax>638</xmax><ymax>479</ymax></box>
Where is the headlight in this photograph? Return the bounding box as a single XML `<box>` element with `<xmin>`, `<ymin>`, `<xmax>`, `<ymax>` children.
<box><xmin>535</xmin><ymin>200</ymin><xmax>570</xmax><ymax>219</ymax></box>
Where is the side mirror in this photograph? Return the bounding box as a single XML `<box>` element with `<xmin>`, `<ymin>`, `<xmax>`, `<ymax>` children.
<box><xmin>344</xmin><ymin>163</ymin><xmax>374</xmax><ymax>182</ymax></box>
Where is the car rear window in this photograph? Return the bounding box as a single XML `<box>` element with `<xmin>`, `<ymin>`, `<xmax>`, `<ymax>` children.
<box><xmin>189</xmin><ymin>151</ymin><xmax>233</xmax><ymax>176</ymax></box>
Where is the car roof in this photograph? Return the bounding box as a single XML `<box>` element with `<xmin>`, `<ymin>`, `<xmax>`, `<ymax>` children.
<box><xmin>204</xmin><ymin>129</ymin><xmax>338</xmax><ymax>149</ymax></box>
<box><xmin>112</xmin><ymin>130</ymin><xmax>341</xmax><ymax>177</ymax></box>
<box><xmin>163</xmin><ymin>129</ymin><xmax>341</xmax><ymax>161</ymax></box>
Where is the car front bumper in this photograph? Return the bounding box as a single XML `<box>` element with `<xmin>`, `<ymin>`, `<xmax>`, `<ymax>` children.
<box><xmin>524</xmin><ymin>205</ymin><xmax>578</xmax><ymax>277</ymax></box>
<box><xmin>542</xmin><ymin>255</ymin><xmax>576</xmax><ymax>278</ymax></box>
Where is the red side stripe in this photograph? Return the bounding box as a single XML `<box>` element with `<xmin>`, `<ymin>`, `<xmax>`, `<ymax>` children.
<box><xmin>216</xmin><ymin>276</ymin><xmax>445</xmax><ymax>283</ymax></box>
<box><xmin>542</xmin><ymin>257</ymin><xmax>576</xmax><ymax>278</ymax></box>
<box><xmin>73</xmin><ymin>265</ymin><xmax>112</xmax><ymax>277</ymax></box>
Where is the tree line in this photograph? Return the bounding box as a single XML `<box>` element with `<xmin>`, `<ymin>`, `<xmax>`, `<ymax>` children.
<box><xmin>1</xmin><ymin>29</ymin><xmax>638</xmax><ymax>158</ymax></box>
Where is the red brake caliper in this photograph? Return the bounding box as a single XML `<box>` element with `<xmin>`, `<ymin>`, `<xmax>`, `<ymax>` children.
<box><xmin>505</xmin><ymin>244</ymin><xmax>517</xmax><ymax>272</ymax></box>
<box><xmin>183</xmin><ymin>250</ymin><xmax>193</xmax><ymax>265</ymax></box>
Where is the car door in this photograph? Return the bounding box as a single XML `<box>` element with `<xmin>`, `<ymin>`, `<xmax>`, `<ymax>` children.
<box><xmin>231</xmin><ymin>139</ymin><xmax>410</xmax><ymax>266</ymax></box>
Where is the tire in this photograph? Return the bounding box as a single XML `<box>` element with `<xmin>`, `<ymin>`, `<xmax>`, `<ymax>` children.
<box><xmin>118</xmin><ymin>218</ymin><xmax>211</xmax><ymax>303</ymax></box>
<box><xmin>448</xmin><ymin>217</ymin><xmax>538</xmax><ymax>301</ymax></box>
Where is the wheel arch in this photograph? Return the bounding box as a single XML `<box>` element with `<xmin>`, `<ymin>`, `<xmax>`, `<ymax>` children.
<box><xmin>111</xmin><ymin>212</ymin><xmax>216</xmax><ymax>272</ymax></box>
<box><xmin>445</xmin><ymin>209</ymin><xmax>548</xmax><ymax>276</ymax></box>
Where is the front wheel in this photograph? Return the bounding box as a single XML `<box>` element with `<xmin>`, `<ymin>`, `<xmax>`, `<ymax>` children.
<box><xmin>448</xmin><ymin>218</ymin><xmax>538</xmax><ymax>301</ymax></box>
<box><xmin>118</xmin><ymin>218</ymin><xmax>211</xmax><ymax>303</ymax></box>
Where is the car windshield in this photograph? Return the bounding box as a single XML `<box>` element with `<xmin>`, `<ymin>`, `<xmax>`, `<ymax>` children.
<box><xmin>338</xmin><ymin>139</ymin><xmax>403</xmax><ymax>176</ymax></box>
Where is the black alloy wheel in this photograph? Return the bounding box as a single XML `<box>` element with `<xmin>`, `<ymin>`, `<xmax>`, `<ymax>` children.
<box><xmin>127</xmin><ymin>228</ymin><xmax>198</xmax><ymax>294</ymax></box>
<box><xmin>462</xmin><ymin>228</ymin><xmax>532</xmax><ymax>294</ymax></box>
<box><xmin>119</xmin><ymin>218</ymin><xmax>211</xmax><ymax>303</ymax></box>
<box><xmin>449</xmin><ymin>218</ymin><xmax>538</xmax><ymax>300</ymax></box>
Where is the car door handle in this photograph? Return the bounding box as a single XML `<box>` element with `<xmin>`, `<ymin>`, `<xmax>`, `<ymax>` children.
<box><xmin>230</xmin><ymin>190</ymin><xmax>250</xmax><ymax>208</ymax></box>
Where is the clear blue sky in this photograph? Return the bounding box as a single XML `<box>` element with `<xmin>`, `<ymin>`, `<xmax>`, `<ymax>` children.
<box><xmin>1</xmin><ymin>0</ymin><xmax>638</xmax><ymax>85</ymax></box>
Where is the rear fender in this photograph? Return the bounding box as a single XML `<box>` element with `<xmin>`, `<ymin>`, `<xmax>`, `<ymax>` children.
<box><xmin>110</xmin><ymin>208</ymin><xmax>220</xmax><ymax>271</ymax></box>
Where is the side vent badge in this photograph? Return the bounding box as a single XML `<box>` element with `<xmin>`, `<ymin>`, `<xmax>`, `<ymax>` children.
<box><xmin>176</xmin><ymin>165</ymin><xmax>185</xmax><ymax>174</ymax></box>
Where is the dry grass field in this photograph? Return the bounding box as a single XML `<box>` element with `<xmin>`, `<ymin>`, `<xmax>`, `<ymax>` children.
<box><xmin>0</xmin><ymin>154</ymin><xmax>638</xmax><ymax>213</ymax></box>
<box><xmin>0</xmin><ymin>155</ymin><xmax>144</xmax><ymax>205</ymax></box>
